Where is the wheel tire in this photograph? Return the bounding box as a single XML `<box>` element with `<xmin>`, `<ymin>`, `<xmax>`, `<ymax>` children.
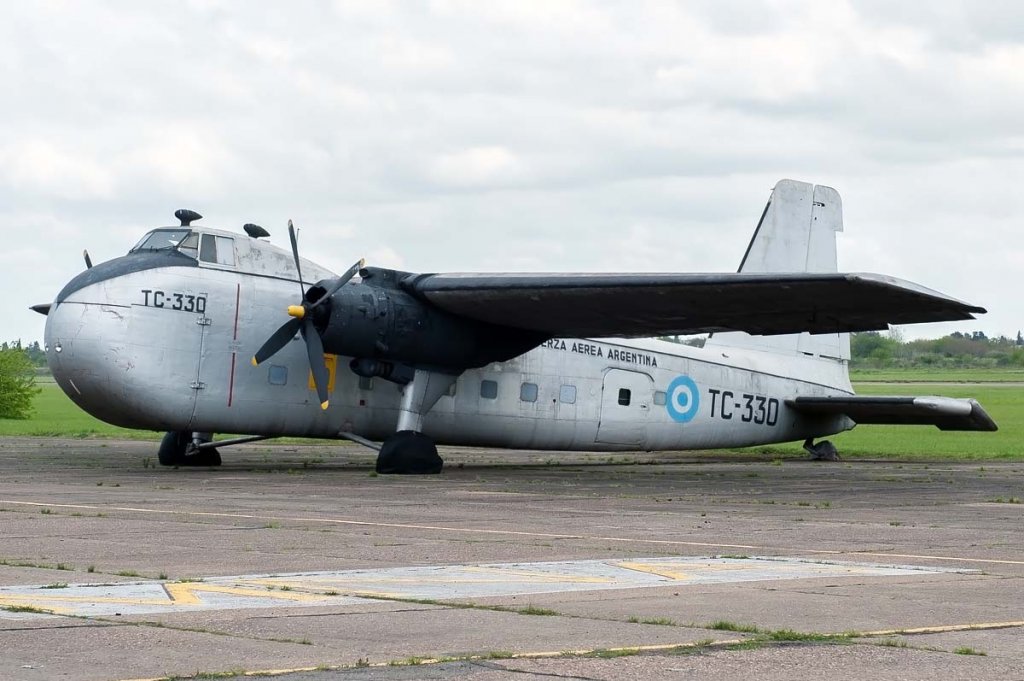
<box><xmin>180</xmin><ymin>446</ymin><xmax>222</xmax><ymax>467</ymax></box>
<box><xmin>158</xmin><ymin>431</ymin><xmax>190</xmax><ymax>467</ymax></box>
<box><xmin>376</xmin><ymin>431</ymin><xmax>443</xmax><ymax>474</ymax></box>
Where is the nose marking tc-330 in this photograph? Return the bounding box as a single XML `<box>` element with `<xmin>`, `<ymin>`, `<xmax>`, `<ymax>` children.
<box><xmin>0</xmin><ymin>557</ymin><xmax>962</xmax><ymax>619</ymax></box>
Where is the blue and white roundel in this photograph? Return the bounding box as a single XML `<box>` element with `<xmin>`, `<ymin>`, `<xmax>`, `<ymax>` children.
<box><xmin>665</xmin><ymin>375</ymin><xmax>700</xmax><ymax>423</ymax></box>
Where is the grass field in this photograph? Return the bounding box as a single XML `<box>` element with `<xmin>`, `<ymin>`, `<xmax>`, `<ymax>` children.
<box><xmin>1</xmin><ymin>379</ymin><xmax>1021</xmax><ymax>460</ymax></box>
<box><xmin>753</xmin><ymin>383</ymin><xmax>1022</xmax><ymax>460</ymax></box>
<box><xmin>0</xmin><ymin>384</ymin><xmax>157</xmax><ymax>439</ymax></box>
<box><xmin>849</xmin><ymin>368</ymin><xmax>1024</xmax><ymax>383</ymax></box>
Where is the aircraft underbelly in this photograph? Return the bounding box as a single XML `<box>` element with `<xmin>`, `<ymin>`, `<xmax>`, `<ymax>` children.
<box><xmin>150</xmin><ymin>325</ymin><xmax>852</xmax><ymax>451</ymax></box>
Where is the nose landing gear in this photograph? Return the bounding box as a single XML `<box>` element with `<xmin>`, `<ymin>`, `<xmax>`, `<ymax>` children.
<box><xmin>157</xmin><ymin>431</ymin><xmax>222</xmax><ymax>467</ymax></box>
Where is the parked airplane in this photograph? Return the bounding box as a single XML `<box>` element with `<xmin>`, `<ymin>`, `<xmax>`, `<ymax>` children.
<box><xmin>32</xmin><ymin>180</ymin><xmax>996</xmax><ymax>473</ymax></box>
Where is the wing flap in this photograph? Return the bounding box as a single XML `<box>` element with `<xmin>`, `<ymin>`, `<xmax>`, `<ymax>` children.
<box><xmin>405</xmin><ymin>272</ymin><xmax>985</xmax><ymax>338</ymax></box>
<box><xmin>787</xmin><ymin>396</ymin><xmax>998</xmax><ymax>432</ymax></box>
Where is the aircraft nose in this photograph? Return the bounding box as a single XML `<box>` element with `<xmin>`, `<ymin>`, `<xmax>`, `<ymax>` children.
<box><xmin>44</xmin><ymin>298</ymin><xmax>135</xmax><ymax>427</ymax></box>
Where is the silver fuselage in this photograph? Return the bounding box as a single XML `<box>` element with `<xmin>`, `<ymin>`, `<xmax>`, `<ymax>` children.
<box><xmin>44</xmin><ymin>231</ymin><xmax>853</xmax><ymax>451</ymax></box>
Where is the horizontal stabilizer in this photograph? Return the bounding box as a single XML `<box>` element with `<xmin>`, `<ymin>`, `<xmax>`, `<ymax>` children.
<box><xmin>787</xmin><ymin>396</ymin><xmax>997</xmax><ymax>432</ymax></box>
<box><xmin>405</xmin><ymin>272</ymin><xmax>985</xmax><ymax>338</ymax></box>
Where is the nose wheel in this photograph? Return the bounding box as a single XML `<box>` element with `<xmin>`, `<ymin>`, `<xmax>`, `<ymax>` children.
<box><xmin>158</xmin><ymin>431</ymin><xmax>222</xmax><ymax>467</ymax></box>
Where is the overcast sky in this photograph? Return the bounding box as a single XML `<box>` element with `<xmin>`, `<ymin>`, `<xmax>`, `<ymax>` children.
<box><xmin>3</xmin><ymin>1</ymin><xmax>1022</xmax><ymax>343</ymax></box>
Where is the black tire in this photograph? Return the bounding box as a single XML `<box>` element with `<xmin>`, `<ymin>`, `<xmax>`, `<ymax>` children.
<box><xmin>158</xmin><ymin>431</ymin><xmax>191</xmax><ymax>466</ymax></box>
<box><xmin>181</xmin><ymin>446</ymin><xmax>222</xmax><ymax>467</ymax></box>
<box><xmin>376</xmin><ymin>431</ymin><xmax>443</xmax><ymax>474</ymax></box>
<box><xmin>158</xmin><ymin>432</ymin><xmax>222</xmax><ymax>467</ymax></box>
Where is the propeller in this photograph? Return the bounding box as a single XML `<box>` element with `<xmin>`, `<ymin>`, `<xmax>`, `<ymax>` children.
<box><xmin>83</xmin><ymin>249</ymin><xmax>93</xmax><ymax>269</ymax></box>
<box><xmin>251</xmin><ymin>220</ymin><xmax>364</xmax><ymax>410</ymax></box>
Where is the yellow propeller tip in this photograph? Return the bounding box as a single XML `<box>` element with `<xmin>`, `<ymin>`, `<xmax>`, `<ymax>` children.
<box><xmin>251</xmin><ymin>357</ymin><xmax>258</xmax><ymax>366</ymax></box>
<box><xmin>287</xmin><ymin>305</ymin><xmax>305</xmax><ymax>319</ymax></box>
<box><xmin>321</xmin><ymin>401</ymin><xmax>330</xmax><ymax>410</ymax></box>
<box><xmin>358</xmin><ymin>258</ymin><xmax>366</xmax><ymax>267</ymax></box>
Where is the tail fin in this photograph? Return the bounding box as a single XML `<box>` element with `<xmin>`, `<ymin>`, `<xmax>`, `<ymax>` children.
<box><xmin>705</xmin><ymin>179</ymin><xmax>851</xmax><ymax>367</ymax></box>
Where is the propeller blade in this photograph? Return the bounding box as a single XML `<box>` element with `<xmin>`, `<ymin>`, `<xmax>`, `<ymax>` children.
<box><xmin>83</xmin><ymin>250</ymin><xmax>93</xmax><ymax>269</ymax></box>
<box><xmin>302</xmin><ymin>317</ymin><xmax>331</xmax><ymax>409</ymax></box>
<box><xmin>287</xmin><ymin>219</ymin><xmax>305</xmax><ymax>298</ymax></box>
<box><xmin>309</xmin><ymin>258</ymin><xmax>366</xmax><ymax>309</ymax></box>
<box><xmin>251</xmin><ymin>317</ymin><xmax>302</xmax><ymax>365</ymax></box>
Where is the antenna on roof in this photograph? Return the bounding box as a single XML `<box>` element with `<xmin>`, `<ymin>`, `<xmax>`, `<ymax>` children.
<box><xmin>174</xmin><ymin>209</ymin><xmax>202</xmax><ymax>226</ymax></box>
<box><xmin>244</xmin><ymin>223</ymin><xmax>271</xmax><ymax>239</ymax></box>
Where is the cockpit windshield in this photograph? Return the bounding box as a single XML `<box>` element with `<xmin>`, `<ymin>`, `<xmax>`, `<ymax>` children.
<box><xmin>130</xmin><ymin>229</ymin><xmax>193</xmax><ymax>254</ymax></box>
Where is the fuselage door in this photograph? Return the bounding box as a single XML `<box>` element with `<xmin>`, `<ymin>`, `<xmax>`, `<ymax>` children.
<box><xmin>192</xmin><ymin>234</ymin><xmax>240</xmax><ymax>427</ymax></box>
<box><xmin>596</xmin><ymin>368</ymin><xmax>654</xmax><ymax>447</ymax></box>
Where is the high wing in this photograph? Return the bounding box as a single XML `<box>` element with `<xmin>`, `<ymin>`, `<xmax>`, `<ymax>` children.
<box><xmin>787</xmin><ymin>396</ymin><xmax>997</xmax><ymax>432</ymax></box>
<box><xmin>403</xmin><ymin>272</ymin><xmax>985</xmax><ymax>338</ymax></box>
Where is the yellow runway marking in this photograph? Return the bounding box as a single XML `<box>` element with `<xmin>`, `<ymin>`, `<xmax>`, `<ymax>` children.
<box><xmin>0</xmin><ymin>583</ymin><xmax>326</xmax><ymax>613</ymax></box>
<box><xmin>163</xmin><ymin>582</ymin><xmax>324</xmax><ymax>605</ymax></box>
<box><xmin>1</xmin><ymin>557</ymin><xmax>958</xmax><ymax>619</ymax></box>
<box><xmin>3</xmin><ymin>498</ymin><xmax>1022</xmax><ymax>566</ymax></box>
<box><xmin>461</xmin><ymin>566</ymin><xmax>613</xmax><ymax>583</ymax></box>
<box><xmin>616</xmin><ymin>562</ymin><xmax>691</xmax><ymax>581</ymax></box>
<box><xmin>0</xmin><ymin>593</ymin><xmax>171</xmax><ymax>607</ymax></box>
<box><xmin>864</xmin><ymin>620</ymin><xmax>1024</xmax><ymax>636</ymax></box>
<box><xmin>114</xmin><ymin>619</ymin><xmax>1024</xmax><ymax>681</ymax></box>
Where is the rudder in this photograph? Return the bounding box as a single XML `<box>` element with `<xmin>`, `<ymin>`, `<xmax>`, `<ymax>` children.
<box><xmin>705</xmin><ymin>179</ymin><xmax>851</xmax><ymax>364</ymax></box>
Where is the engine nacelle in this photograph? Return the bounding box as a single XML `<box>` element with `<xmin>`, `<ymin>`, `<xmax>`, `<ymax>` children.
<box><xmin>311</xmin><ymin>267</ymin><xmax>544</xmax><ymax>370</ymax></box>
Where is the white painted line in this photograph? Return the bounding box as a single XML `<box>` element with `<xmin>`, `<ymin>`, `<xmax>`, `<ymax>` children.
<box><xmin>3</xmin><ymin>499</ymin><xmax>1021</xmax><ymax>565</ymax></box>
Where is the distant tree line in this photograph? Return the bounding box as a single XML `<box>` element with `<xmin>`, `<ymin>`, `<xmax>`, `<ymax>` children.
<box><xmin>2</xmin><ymin>340</ymin><xmax>48</xmax><ymax>368</ymax></box>
<box><xmin>850</xmin><ymin>330</ymin><xmax>1024</xmax><ymax>369</ymax></box>
<box><xmin>661</xmin><ymin>330</ymin><xmax>1024</xmax><ymax>370</ymax></box>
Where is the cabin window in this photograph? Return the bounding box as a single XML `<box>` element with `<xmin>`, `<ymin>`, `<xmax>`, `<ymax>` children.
<box><xmin>653</xmin><ymin>390</ymin><xmax>667</xmax><ymax>406</ymax></box>
<box><xmin>559</xmin><ymin>384</ymin><xmax>577</xmax><ymax>404</ymax></box>
<box><xmin>200</xmin><ymin>234</ymin><xmax>236</xmax><ymax>266</ymax></box>
<box><xmin>358</xmin><ymin>376</ymin><xmax>373</xmax><ymax>391</ymax></box>
<box><xmin>618</xmin><ymin>388</ymin><xmax>631</xmax><ymax>406</ymax></box>
<box><xmin>520</xmin><ymin>382</ymin><xmax>538</xmax><ymax>403</ymax></box>
<box><xmin>268</xmin><ymin>365</ymin><xmax>288</xmax><ymax>386</ymax></box>
<box><xmin>480</xmin><ymin>380</ymin><xmax>498</xmax><ymax>399</ymax></box>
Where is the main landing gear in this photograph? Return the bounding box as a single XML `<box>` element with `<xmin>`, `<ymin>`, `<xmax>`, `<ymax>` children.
<box><xmin>156</xmin><ymin>369</ymin><xmax>455</xmax><ymax>473</ymax></box>
<box><xmin>158</xmin><ymin>431</ymin><xmax>222</xmax><ymax>467</ymax></box>
<box><xmin>372</xmin><ymin>368</ymin><xmax>455</xmax><ymax>475</ymax></box>
<box><xmin>803</xmin><ymin>438</ymin><xmax>840</xmax><ymax>461</ymax></box>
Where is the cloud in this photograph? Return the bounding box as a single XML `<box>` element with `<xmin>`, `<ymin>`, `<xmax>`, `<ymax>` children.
<box><xmin>0</xmin><ymin>140</ymin><xmax>117</xmax><ymax>200</ymax></box>
<box><xmin>2</xmin><ymin>1</ymin><xmax>1021</xmax><ymax>343</ymax></box>
<box><xmin>427</xmin><ymin>145</ymin><xmax>524</xmax><ymax>187</ymax></box>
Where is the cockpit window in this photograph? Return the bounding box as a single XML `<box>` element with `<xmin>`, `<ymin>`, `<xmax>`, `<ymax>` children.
<box><xmin>199</xmin><ymin>234</ymin><xmax>236</xmax><ymax>266</ymax></box>
<box><xmin>177</xmin><ymin>232</ymin><xmax>199</xmax><ymax>260</ymax></box>
<box><xmin>130</xmin><ymin>229</ymin><xmax>193</xmax><ymax>253</ymax></box>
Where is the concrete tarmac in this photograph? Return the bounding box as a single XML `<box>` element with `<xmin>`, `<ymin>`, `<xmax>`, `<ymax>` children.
<box><xmin>0</xmin><ymin>438</ymin><xmax>1022</xmax><ymax>680</ymax></box>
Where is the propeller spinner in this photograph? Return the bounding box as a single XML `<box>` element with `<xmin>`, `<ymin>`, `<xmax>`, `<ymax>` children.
<box><xmin>251</xmin><ymin>220</ymin><xmax>364</xmax><ymax>410</ymax></box>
